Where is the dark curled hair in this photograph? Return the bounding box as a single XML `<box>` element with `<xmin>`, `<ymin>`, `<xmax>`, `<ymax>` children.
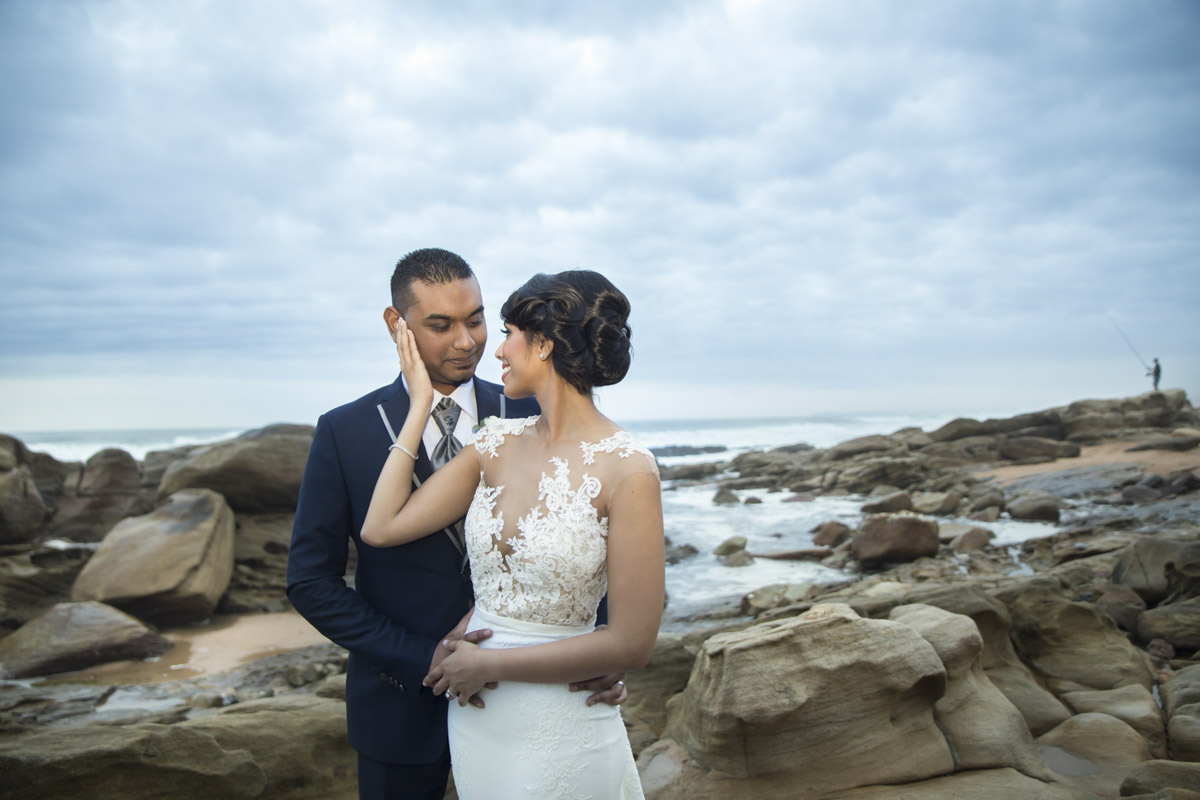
<box><xmin>500</xmin><ymin>270</ymin><xmax>632</xmax><ymax>394</ymax></box>
<box><xmin>390</xmin><ymin>248</ymin><xmax>475</xmax><ymax>314</ymax></box>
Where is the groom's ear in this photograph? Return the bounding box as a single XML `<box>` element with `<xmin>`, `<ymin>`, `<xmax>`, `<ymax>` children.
<box><xmin>383</xmin><ymin>306</ymin><xmax>401</xmax><ymax>342</ymax></box>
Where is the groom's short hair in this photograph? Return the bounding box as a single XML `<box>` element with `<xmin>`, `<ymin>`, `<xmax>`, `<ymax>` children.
<box><xmin>390</xmin><ymin>248</ymin><xmax>476</xmax><ymax>314</ymax></box>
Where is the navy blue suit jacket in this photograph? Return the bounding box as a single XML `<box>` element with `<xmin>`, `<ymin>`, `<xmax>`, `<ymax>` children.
<box><xmin>286</xmin><ymin>374</ymin><xmax>538</xmax><ymax>764</ymax></box>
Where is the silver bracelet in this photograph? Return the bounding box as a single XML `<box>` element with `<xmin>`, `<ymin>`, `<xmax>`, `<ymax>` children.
<box><xmin>389</xmin><ymin>442</ymin><xmax>417</xmax><ymax>460</ymax></box>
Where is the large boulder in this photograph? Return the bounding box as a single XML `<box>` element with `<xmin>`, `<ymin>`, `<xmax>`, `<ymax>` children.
<box><xmin>999</xmin><ymin>437</ymin><xmax>1080</xmax><ymax>461</ymax></box>
<box><xmin>0</xmin><ymin>544</ymin><xmax>93</xmax><ymax>635</ymax></box>
<box><xmin>662</xmin><ymin>603</ymin><xmax>953</xmax><ymax>796</ymax></box>
<box><xmin>832</xmin><ymin>457</ymin><xmax>924</xmax><ymax>492</ymax></box>
<box><xmin>179</xmin><ymin>695</ymin><xmax>356</xmax><ymax>798</ymax></box>
<box><xmin>885</xmin><ymin>585</ymin><xmax>1068</xmax><ymax>734</ymax></box>
<box><xmin>928</xmin><ymin>410</ymin><xmax>1063</xmax><ymax>443</ymax></box>
<box><xmin>0</xmin><ymin>434</ymin><xmax>70</xmax><ymax>514</ymax></box>
<box><xmin>157</xmin><ymin>424</ymin><xmax>314</xmax><ymax>512</ymax></box>
<box><xmin>1059</xmin><ymin>684</ymin><xmax>1167</xmax><ymax>758</ymax></box>
<box><xmin>1009</xmin><ymin>585</ymin><xmax>1154</xmax><ymax>692</ymax></box>
<box><xmin>1161</xmin><ymin>665</ymin><xmax>1200</xmax><ymax>762</ymax></box>
<box><xmin>71</xmin><ymin>489</ymin><xmax>235</xmax><ymax>626</ymax></box>
<box><xmin>888</xmin><ymin>603</ymin><xmax>1052</xmax><ymax>778</ymax></box>
<box><xmin>0</xmin><ymin>601</ymin><xmax>169</xmax><ymax>679</ymax></box>
<box><xmin>851</xmin><ymin>512</ymin><xmax>940</xmax><ymax>565</ymax></box>
<box><xmin>0</xmin><ymin>722</ymin><xmax>267</xmax><ymax>799</ymax></box>
<box><xmin>0</xmin><ymin>466</ymin><xmax>47</xmax><ymax>543</ymax></box>
<box><xmin>1137</xmin><ymin>597</ymin><xmax>1200</xmax><ymax>651</ymax></box>
<box><xmin>1008</xmin><ymin>491</ymin><xmax>1061</xmax><ymax>522</ymax></box>
<box><xmin>912</xmin><ymin>490</ymin><xmax>961</xmax><ymax>516</ymax></box>
<box><xmin>830</xmin><ymin>434</ymin><xmax>895</xmax><ymax>460</ymax></box>
<box><xmin>1114</xmin><ymin>540</ymin><xmax>1200</xmax><ymax>604</ymax></box>
<box><xmin>1036</xmin><ymin>712</ymin><xmax>1153</xmax><ymax>795</ymax></box>
<box><xmin>624</xmin><ymin>631</ymin><xmax>708</xmax><ymax>735</ymax></box>
<box><xmin>1061</xmin><ymin>390</ymin><xmax>1191</xmax><ymax>440</ymax></box>
<box><xmin>218</xmin><ymin>512</ymin><xmax>294</xmax><ymax>614</ymax></box>
<box><xmin>1120</xmin><ymin>760</ymin><xmax>1200</xmax><ymax>796</ymax></box>
<box><xmin>860</xmin><ymin>491</ymin><xmax>912</xmax><ymax>513</ymax></box>
<box><xmin>47</xmin><ymin>448</ymin><xmax>149</xmax><ymax>542</ymax></box>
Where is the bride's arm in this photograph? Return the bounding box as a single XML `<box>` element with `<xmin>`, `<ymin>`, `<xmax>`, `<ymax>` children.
<box><xmin>359</xmin><ymin>318</ymin><xmax>480</xmax><ymax>548</ymax></box>
<box><xmin>433</xmin><ymin>467</ymin><xmax>664</xmax><ymax>695</ymax></box>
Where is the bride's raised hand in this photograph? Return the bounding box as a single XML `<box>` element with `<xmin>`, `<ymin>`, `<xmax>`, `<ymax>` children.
<box><xmin>394</xmin><ymin>316</ymin><xmax>433</xmax><ymax>410</ymax></box>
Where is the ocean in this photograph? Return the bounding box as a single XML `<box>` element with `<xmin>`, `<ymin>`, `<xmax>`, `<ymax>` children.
<box><xmin>11</xmin><ymin>413</ymin><xmax>1060</xmax><ymax>624</ymax></box>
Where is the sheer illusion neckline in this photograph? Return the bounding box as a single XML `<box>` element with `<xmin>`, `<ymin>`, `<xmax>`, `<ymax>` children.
<box><xmin>466</xmin><ymin>417</ymin><xmax>654</xmax><ymax>627</ymax></box>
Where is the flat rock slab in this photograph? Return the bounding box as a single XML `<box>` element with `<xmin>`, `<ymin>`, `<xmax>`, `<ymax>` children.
<box><xmin>1126</xmin><ymin>437</ymin><xmax>1200</xmax><ymax>452</ymax></box>
<box><xmin>1004</xmin><ymin>463</ymin><xmax>1146</xmax><ymax>499</ymax></box>
<box><xmin>0</xmin><ymin>601</ymin><xmax>169</xmax><ymax>679</ymax></box>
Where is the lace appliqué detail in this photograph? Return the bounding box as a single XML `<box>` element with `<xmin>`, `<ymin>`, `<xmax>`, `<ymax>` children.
<box><xmin>464</xmin><ymin>419</ymin><xmax>651</xmax><ymax>627</ymax></box>
<box><xmin>473</xmin><ymin>415</ymin><xmax>537</xmax><ymax>459</ymax></box>
<box><xmin>579</xmin><ymin>430</ymin><xmax>656</xmax><ymax>468</ymax></box>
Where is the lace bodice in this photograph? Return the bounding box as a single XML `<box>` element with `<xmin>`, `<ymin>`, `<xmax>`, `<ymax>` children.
<box><xmin>466</xmin><ymin>416</ymin><xmax>658</xmax><ymax>627</ymax></box>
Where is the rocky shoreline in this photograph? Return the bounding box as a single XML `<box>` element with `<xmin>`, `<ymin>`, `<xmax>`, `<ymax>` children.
<box><xmin>2</xmin><ymin>390</ymin><xmax>1199</xmax><ymax>798</ymax></box>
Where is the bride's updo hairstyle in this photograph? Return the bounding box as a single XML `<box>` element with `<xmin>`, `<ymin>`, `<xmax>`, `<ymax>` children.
<box><xmin>500</xmin><ymin>270</ymin><xmax>632</xmax><ymax>394</ymax></box>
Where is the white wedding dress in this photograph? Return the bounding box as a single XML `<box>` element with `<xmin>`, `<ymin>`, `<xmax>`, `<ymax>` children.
<box><xmin>447</xmin><ymin>416</ymin><xmax>656</xmax><ymax>799</ymax></box>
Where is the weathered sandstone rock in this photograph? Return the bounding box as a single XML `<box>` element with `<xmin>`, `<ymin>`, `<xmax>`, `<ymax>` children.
<box><xmin>0</xmin><ymin>600</ymin><xmax>169</xmax><ymax>679</ymax></box>
<box><xmin>999</xmin><ymin>436</ymin><xmax>1081</xmax><ymax>461</ymax></box>
<box><xmin>1138</xmin><ymin>597</ymin><xmax>1200</xmax><ymax>651</ymax></box>
<box><xmin>0</xmin><ymin>721</ymin><xmax>268</xmax><ymax>799</ymax></box>
<box><xmin>889</xmin><ymin>603</ymin><xmax>1052</xmax><ymax>778</ymax></box>
<box><xmin>1008</xmin><ymin>491</ymin><xmax>1062</xmax><ymax>522</ymax></box>
<box><xmin>1161</xmin><ymin>666</ymin><xmax>1200</xmax><ymax>762</ymax></box>
<box><xmin>860</xmin><ymin>490</ymin><xmax>912</xmax><ymax>513</ymax></box>
<box><xmin>47</xmin><ymin>448</ymin><xmax>149</xmax><ymax>542</ymax></box>
<box><xmin>1114</xmin><ymin>540</ymin><xmax>1200</xmax><ymax>604</ymax></box>
<box><xmin>1060</xmin><ymin>684</ymin><xmax>1166</xmax><ymax>758</ymax></box>
<box><xmin>712</xmin><ymin>536</ymin><xmax>746</xmax><ymax>555</ymax></box>
<box><xmin>851</xmin><ymin>512</ymin><xmax>939</xmax><ymax>565</ymax></box>
<box><xmin>158</xmin><ymin>424</ymin><xmax>314</xmax><ymax>512</ymax></box>
<box><xmin>0</xmin><ymin>466</ymin><xmax>47</xmax><ymax>544</ymax></box>
<box><xmin>830</xmin><ymin>434</ymin><xmax>895</xmax><ymax>460</ymax></box>
<box><xmin>812</xmin><ymin>520</ymin><xmax>851</xmax><ymax>547</ymax></box>
<box><xmin>0</xmin><ymin>544</ymin><xmax>93</xmax><ymax>635</ymax></box>
<box><xmin>179</xmin><ymin>695</ymin><xmax>356</xmax><ymax>798</ymax></box>
<box><xmin>71</xmin><ymin>488</ymin><xmax>235</xmax><ymax>625</ymax></box>
<box><xmin>1009</xmin><ymin>586</ymin><xmax>1153</xmax><ymax>692</ymax></box>
<box><xmin>1120</xmin><ymin>760</ymin><xmax>1200</xmax><ymax>796</ymax></box>
<box><xmin>912</xmin><ymin>490</ymin><xmax>961</xmax><ymax>516</ymax></box>
<box><xmin>663</xmin><ymin>603</ymin><xmax>953</xmax><ymax>795</ymax></box>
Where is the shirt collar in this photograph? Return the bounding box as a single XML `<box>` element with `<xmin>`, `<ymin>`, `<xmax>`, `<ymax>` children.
<box><xmin>401</xmin><ymin>375</ymin><xmax>478</xmax><ymax>425</ymax></box>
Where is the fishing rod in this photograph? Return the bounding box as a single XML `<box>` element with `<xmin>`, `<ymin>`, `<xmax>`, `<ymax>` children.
<box><xmin>1105</xmin><ymin>311</ymin><xmax>1149</xmax><ymax>370</ymax></box>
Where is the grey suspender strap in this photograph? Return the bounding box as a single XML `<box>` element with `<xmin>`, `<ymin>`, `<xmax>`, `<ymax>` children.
<box><xmin>375</xmin><ymin>402</ymin><xmax>465</xmax><ymax>558</ymax></box>
<box><xmin>500</xmin><ymin>394</ymin><xmax>506</xmax><ymax>418</ymax></box>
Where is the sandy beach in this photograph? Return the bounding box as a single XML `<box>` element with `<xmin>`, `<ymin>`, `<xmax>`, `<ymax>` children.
<box><xmin>976</xmin><ymin>434</ymin><xmax>1200</xmax><ymax>485</ymax></box>
<box><xmin>40</xmin><ymin>610</ymin><xmax>331</xmax><ymax>686</ymax></box>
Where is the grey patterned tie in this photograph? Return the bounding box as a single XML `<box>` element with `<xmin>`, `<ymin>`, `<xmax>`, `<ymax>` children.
<box><xmin>430</xmin><ymin>397</ymin><xmax>466</xmax><ymax>560</ymax></box>
<box><xmin>430</xmin><ymin>397</ymin><xmax>462</xmax><ymax>470</ymax></box>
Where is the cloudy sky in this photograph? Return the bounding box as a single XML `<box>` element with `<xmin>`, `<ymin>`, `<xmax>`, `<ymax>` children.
<box><xmin>2</xmin><ymin>0</ymin><xmax>1197</xmax><ymax>432</ymax></box>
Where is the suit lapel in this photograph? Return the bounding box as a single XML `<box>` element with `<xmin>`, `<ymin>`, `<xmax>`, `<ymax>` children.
<box><xmin>376</xmin><ymin>376</ymin><xmax>434</xmax><ymax>484</ymax></box>
<box><xmin>474</xmin><ymin>377</ymin><xmax>503</xmax><ymax>420</ymax></box>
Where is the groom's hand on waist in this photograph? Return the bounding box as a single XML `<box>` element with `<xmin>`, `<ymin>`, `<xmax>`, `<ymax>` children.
<box><xmin>569</xmin><ymin>672</ymin><xmax>628</xmax><ymax>707</ymax></box>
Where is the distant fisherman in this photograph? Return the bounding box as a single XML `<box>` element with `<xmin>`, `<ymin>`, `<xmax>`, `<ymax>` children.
<box><xmin>1148</xmin><ymin>358</ymin><xmax>1162</xmax><ymax>391</ymax></box>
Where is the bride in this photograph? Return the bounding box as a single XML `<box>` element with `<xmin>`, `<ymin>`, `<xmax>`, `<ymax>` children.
<box><xmin>361</xmin><ymin>270</ymin><xmax>664</xmax><ymax>798</ymax></box>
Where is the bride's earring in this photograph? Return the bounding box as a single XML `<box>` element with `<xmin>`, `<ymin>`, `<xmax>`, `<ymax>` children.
<box><xmin>539</xmin><ymin>352</ymin><xmax>547</xmax><ymax>361</ymax></box>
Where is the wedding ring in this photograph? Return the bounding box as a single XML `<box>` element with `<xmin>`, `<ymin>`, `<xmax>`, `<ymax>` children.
<box><xmin>616</xmin><ymin>680</ymin><xmax>625</xmax><ymax>687</ymax></box>
<box><xmin>445</xmin><ymin>690</ymin><xmax>455</xmax><ymax>699</ymax></box>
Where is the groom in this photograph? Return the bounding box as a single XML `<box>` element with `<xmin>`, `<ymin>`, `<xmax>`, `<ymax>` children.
<box><xmin>287</xmin><ymin>248</ymin><xmax>625</xmax><ymax>800</ymax></box>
